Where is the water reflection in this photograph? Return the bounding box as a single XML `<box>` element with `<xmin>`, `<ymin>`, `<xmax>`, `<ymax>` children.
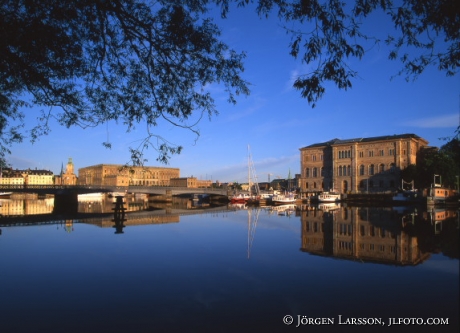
<box><xmin>0</xmin><ymin>197</ymin><xmax>54</xmax><ymax>216</ymax></box>
<box><xmin>299</xmin><ymin>204</ymin><xmax>459</xmax><ymax>265</ymax></box>
<box><xmin>0</xmin><ymin>201</ymin><xmax>458</xmax><ymax>333</ymax></box>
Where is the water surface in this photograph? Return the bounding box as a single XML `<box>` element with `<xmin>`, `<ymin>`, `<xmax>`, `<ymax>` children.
<box><xmin>0</xmin><ymin>204</ymin><xmax>458</xmax><ymax>333</ymax></box>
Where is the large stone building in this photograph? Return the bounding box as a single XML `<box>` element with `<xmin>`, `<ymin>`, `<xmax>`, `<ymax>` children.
<box><xmin>78</xmin><ymin>164</ymin><xmax>180</xmax><ymax>186</ymax></box>
<box><xmin>169</xmin><ymin>177</ymin><xmax>212</xmax><ymax>188</ymax></box>
<box><xmin>299</xmin><ymin>134</ymin><xmax>428</xmax><ymax>195</ymax></box>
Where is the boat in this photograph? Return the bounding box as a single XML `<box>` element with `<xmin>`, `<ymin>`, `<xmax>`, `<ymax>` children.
<box><xmin>230</xmin><ymin>193</ymin><xmax>251</xmax><ymax>203</ymax></box>
<box><xmin>392</xmin><ymin>189</ymin><xmax>420</xmax><ymax>202</ymax></box>
<box><xmin>0</xmin><ymin>192</ymin><xmax>12</xmax><ymax>197</ymax></box>
<box><xmin>317</xmin><ymin>191</ymin><xmax>341</xmax><ymax>202</ymax></box>
<box><xmin>271</xmin><ymin>192</ymin><xmax>296</xmax><ymax>205</ymax></box>
<box><xmin>425</xmin><ymin>175</ymin><xmax>460</xmax><ymax>206</ymax></box>
<box><xmin>232</xmin><ymin>145</ymin><xmax>261</xmax><ymax>205</ymax></box>
<box><xmin>392</xmin><ymin>180</ymin><xmax>421</xmax><ymax>203</ymax></box>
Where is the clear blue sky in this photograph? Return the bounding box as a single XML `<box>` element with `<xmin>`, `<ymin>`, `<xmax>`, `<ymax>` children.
<box><xmin>7</xmin><ymin>4</ymin><xmax>460</xmax><ymax>183</ymax></box>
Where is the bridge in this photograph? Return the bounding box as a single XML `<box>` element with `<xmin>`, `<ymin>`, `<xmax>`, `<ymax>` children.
<box><xmin>0</xmin><ymin>184</ymin><xmax>229</xmax><ymax>196</ymax></box>
<box><xmin>0</xmin><ymin>185</ymin><xmax>230</xmax><ymax>214</ymax></box>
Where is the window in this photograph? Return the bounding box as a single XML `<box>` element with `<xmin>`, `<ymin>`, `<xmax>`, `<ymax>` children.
<box><xmin>379</xmin><ymin>164</ymin><xmax>385</xmax><ymax>173</ymax></box>
<box><xmin>359</xmin><ymin>151</ymin><xmax>364</xmax><ymax>158</ymax></box>
<box><xmin>359</xmin><ymin>165</ymin><xmax>365</xmax><ymax>176</ymax></box>
<box><xmin>313</xmin><ymin>167</ymin><xmax>317</xmax><ymax>177</ymax></box>
<box><xmin>306</xmin><ymin>168</ymin><xmax>310</xmax><ymax>177</ymax></box>
<box><xmin>338</xmin><ymin>166</ymin><xmax>343</xmax><ymax>176</ymax></box>
<box><xmin>368</xmin><ymin>150</ymin><xmax>374</xmax><ymax>157</ymax></box>
<box><xmin>379</xmin><ymin>149</ymin><xmax>384</xmax><ymax>156</ymax></box>
<box><xmin>347</xmin><ymin>165</ymin><xmax>351</xmax><ymax>176</ymax></box>
<box><xmin>389</xmin><ymin>148</ymin><xmax>395</xmax><ymax>156</ymax></box>
<box><xmin>369</xmin><ymin>164</ymin><xmax>375</xmax><ymax>175</ymax></box>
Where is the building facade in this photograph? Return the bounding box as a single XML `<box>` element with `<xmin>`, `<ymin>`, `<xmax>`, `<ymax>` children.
<box><xmin>78</xmin><ymin>164</ymin><xmax>180</xmax><ymax>186</ymax></box>
<box><xmin>169</xmin><ymin>177</ymin><xmax>213</xmax><ymax>188</ymax></box>
<box><xmin>22</xmin><ymin>169</ymin><xmax>54</xmax><ymax>185</ymax></box>
<box><xmin>299</xmin><ymin>134</ymin><xmax>428</xmax><ymax>195</ymax></box>
<box><xmin>55</xmin><ymin>158</ymin><xmax>78</xmax><ymax>185</ymax></box>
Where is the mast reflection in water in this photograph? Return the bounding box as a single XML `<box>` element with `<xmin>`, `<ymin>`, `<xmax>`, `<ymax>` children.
<box><xmin>0</xmin><ymin>203</ymin><xmax>458</xmax><ymax>333</ymax></box>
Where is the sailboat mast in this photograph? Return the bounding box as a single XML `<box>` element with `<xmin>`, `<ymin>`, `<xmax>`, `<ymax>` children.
<box><xmin>248</xmin><ymin>145</ymin><xmax>250</xmax><ymax>194</ymax></box>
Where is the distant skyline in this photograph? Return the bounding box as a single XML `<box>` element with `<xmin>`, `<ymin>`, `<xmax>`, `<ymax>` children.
<box><xmin>6</xmin><ymin>4</ymin><xmax>460</xmax><ymax>183</ymax></box>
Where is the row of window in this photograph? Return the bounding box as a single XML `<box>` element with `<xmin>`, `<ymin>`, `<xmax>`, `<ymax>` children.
<box><xmin>304</xmin><ymin>179</ymin><xmax>396</xmax><ymax>190</ymax></box>
<box><xmin>311</xmin><ymin>148</ymin><xmax>401</xmax><ymax>161</ymax></box>
<box><xmin>304</xmin><ymin>163</ymin><xmax>396</xmax><ymax>178</ymax></box>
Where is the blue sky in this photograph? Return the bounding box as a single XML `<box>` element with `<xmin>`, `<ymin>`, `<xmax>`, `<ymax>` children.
<box><xmin>7</xmin><ymin>4</ymin><xmax>460</xmax><ymax>183</ymax></box>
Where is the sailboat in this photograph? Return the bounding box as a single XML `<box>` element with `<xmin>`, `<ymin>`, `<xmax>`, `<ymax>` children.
<box><xmin>230</xmin><ymin>145</ymin><xmax>260</xmax><ymax>204</ymax></box>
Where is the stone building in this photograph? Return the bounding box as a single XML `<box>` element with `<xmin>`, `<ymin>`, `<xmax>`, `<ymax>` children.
<box><xmin>169</xmin><ymin>177</ymin><xmax>212</xmax><ymax>188</ymax></box>
<box><xmin>78</xmin><ymin>164</ymin><xmax>180</xmax><ymax>186</ymax></box>
<box><xmin>55</xmin><ymin>158</ymin><xmax>78</xmax><ymax>185</ymax></box>
<box><xmin>170</xmin><ymin>177</ymin><xmax>198</xmax><ymax>188</ymax></box>
<box><xmin>299</xmin><ymin>134</ymin><xmax>428</xmax><ymax>195</ymax></box>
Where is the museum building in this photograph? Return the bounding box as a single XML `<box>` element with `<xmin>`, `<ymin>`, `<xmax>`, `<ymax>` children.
<box><xmin>299</xmin><ymin>134</ymin><xmax>429</xmax><ymax>196</ymax></box>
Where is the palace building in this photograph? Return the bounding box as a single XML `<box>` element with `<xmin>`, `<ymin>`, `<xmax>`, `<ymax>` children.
<box><xmin>78</xmin><ymin>164</ymin><xmax>180</xmax><ymax>186</ymax></box>
<box><xmin>299</xmin><ymin>134</ymin><xmax>428</xmax><ymax>196</ymax></box>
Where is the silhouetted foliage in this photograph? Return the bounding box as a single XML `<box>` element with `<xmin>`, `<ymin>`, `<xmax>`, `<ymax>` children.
<box><xmin>231</xmin><ymin>0</ymin><xmax>459</xmax><ymax>107</ymax></box>
<box><xmin>1</xmin><ymin>0</ymin><xmax>458</xmax><ymax>162</ymax></box>
<box><xmin>0</xmin><ymin>0</ymin><xmax>249</xmax><ymax>163</ymax></box>
<box><xmin>414</xmin><ymin>138</ymin><xmax>460</xmax><ymax>189</ymax></box>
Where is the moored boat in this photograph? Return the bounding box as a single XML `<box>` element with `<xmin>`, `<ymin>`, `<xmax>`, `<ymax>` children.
<box><xmin>230</xmin><ymin>193</ymin><xmax>251</xmax><ymax>204</ymax></box>
<box><xmin>271</xmin><ymin>192</ymin><xmax>296</xmax><ymax>205</ymax></box>
<box><xmin>317</xmin><ymin>191</ymin><xmax>341</xmax><ymax>202</ymax></box>
<box><xmin>392</xmin><ymin>189</ymin><xmax>420</xmax><ymax>203</ymax></box>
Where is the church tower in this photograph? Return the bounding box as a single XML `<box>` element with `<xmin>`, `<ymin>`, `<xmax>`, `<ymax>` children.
<box><xmin>66</xmin><ymin>158</ymin><xmax>74</xmax><ymax>174</ymax></box>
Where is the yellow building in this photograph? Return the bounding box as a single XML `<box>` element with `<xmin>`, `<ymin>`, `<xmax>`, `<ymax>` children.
<box><xmin>299</xmin><ymin>134</ymin><xmax>428</xmax><ymax>195</ymax></box>
<box><xmin>78</xmin><ymin>164</ymin><xmax>180</xmax><ymax>186</ymax></box>
<box><xmin>0</xmin><ymin>172</ymin><xmax>24</xmax><ymax>185</ymax></box>
<box><xmin>22</xmin><ymin>169</ymin><xmax>54</xmax><ymax>185</ymax></box>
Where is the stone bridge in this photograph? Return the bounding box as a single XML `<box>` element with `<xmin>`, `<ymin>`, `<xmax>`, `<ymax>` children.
<box><xmin>0</xmin><ymin>184</ymin><xmax>229</xmax><ymax>196</ymax></box>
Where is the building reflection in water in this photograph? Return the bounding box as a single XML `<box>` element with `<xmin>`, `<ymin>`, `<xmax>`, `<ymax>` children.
<box><xmin>0</xmin><ymin>198</ymin><xmax>54</xmax><ymax>216</ymax></box>
<box><xmin>299</xmin><ymin>204</ymin><xmax>459</xmax><ymax>265</ymax></box>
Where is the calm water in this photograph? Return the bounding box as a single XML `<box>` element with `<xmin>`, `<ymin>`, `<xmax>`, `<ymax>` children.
<box><xmin>0</xmin><ymin>200</ymin><xmax>458</xmax><ymax>333</ymax></box>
